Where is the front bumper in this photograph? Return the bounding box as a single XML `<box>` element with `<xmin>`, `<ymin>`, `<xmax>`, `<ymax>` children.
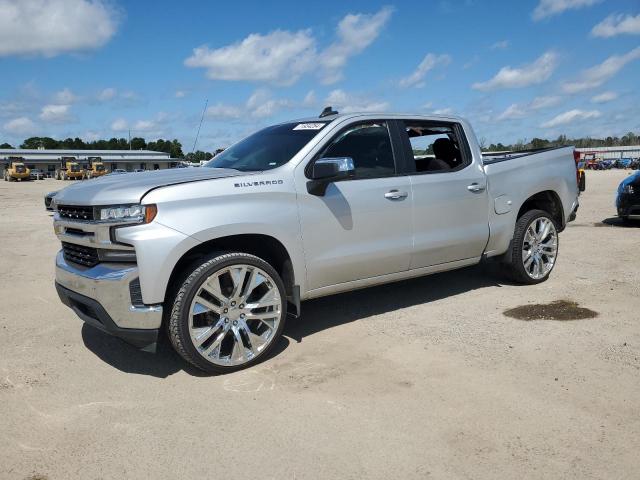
<box><xmin>55</xmin><ymin>251</ymin><xmax>162</xmax><ymax>350</ymax></box>
<box><xmin>616</xmin><ymin>193</ymin><xmax>640</xmax><ymax>219</ymax></box>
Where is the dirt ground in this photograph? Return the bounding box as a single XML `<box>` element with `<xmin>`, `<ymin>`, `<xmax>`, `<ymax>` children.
<box><xmin>1</xmin><ymin>170</ymin><xmax>639</xmax><ymax>480</ymax></box>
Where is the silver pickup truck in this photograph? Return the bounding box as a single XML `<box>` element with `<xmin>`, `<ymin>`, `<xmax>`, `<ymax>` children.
<box><xmin>53</xmin><ymin>112</ymin><xmax>581</xmax><ymax>373</ymax></box>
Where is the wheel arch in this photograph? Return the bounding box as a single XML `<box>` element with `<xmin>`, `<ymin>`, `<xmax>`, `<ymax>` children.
<box><xmin>165</xmin><ymin>233</ymin><xmax>299</xmax><ymax>315</ymax></box>
<box><xmin>516</xmin><ymin>190</ymin><xmax>565</xmax><ymax>231</ymax></box>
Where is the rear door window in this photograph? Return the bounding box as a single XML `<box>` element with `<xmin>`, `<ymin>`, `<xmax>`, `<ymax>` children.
<box><xmin>400</xmin><ymin>121</ymin><xmax>471</xmax><ymax>174</ymax></box>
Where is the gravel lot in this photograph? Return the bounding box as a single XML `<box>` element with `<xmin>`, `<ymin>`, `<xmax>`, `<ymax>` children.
<box><xmin>1</xmin><ymin>170</ymin><xmax>639</xmax><ymax>480</ymax></box>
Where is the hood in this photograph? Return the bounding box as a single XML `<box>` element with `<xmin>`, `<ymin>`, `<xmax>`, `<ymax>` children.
<box><xmin>53</xmin><ymin>168</ymin><xmax>243</xmax><ymax>206</ymax></box>
<box><xmin>619</xmin><ymin>171</ymin><xmax>640</xmax><ymax>191</ymax></box>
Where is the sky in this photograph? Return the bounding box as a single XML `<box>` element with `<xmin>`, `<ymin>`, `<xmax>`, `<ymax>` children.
<box><xmin>0</xmin><ymin>0</ymin><xmax>639</xmax><ymax>152</ymax></box>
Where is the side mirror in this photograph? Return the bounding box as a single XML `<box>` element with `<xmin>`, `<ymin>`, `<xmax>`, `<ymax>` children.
<box><xmin>307</xmin><ymin>157</ymin><xmax>355</xmax><ymax>196</ymax></box>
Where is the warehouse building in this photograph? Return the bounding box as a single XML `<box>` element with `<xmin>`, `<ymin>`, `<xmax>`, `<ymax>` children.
<box><xmin>0</xmin><ymin>149</ymin><xmax>182</xmax><ymax>177</ymax></box>
<box><xmin>575</xmin><ymin>145</ymin><xmax>640</xmax><ymax>161</ymax></box>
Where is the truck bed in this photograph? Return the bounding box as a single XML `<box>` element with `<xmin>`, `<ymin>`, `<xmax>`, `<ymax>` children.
<box><xmin>481</xmin><ymin>146</ymin><xmax>579</xmax><ymax>257</ymax></box>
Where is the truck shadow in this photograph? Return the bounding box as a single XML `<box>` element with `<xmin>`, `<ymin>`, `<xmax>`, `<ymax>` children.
<box><xmin>81</xmin><ymin>323</ymin><xmax>290</xmax><ymax>378</ymax></box>
<box><xmin>284</xmin><ymin>264</ymin><xmax>506</xmax><ymax>343</ymax></box>
<box><xmin>81</xmin><ymin>264</ymin><xmax>507</xmax><ymax>377</ymax></box>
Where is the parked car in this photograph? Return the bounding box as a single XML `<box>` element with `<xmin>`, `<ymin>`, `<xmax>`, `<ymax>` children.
<box><xmin>30</xmin><ymin>168</ymin><xmax>46</xmax><ymax>180</ymax></box>
<box><xmin>107</xmin><ymin>169</ymin><xmax>128</xmax><ymax>175</ymax></box>
<box><xmin>51</xmin><ymin>111</ymin><xmax>581</xmax><ymax>373</ymax></box>
<box><xmin>44</xmin><ymin>191</ymin><xmax>58</xmax><ymax>211</ymax></box>
<box><xmin>616</xmin><ymin>170</ymin><xmax>640</xmax><ymax>224</ymax></box>
<box><xmin>133</xmin><ymin>169</ymin><xmax>146</xmax><ymax>173</ymax></box>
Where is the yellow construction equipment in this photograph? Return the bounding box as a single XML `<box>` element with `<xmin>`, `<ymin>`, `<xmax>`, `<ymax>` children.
<box><xmin>55</xmin><ymin>156</ymin><xmax>85</xmax><ymax>180</ymax></box>
<box><xmin>86</xmin><ymin>156</ymin><xmax>108</xmax><ymax>178</ymax></box>
<box><xmin>3</xmin><ymin>157</ymin><xmax>31</xmax><ymax>182</ymax></box>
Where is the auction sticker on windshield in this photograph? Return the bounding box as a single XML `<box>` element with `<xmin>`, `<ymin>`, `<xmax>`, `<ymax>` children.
<box><xmin>293</xmin><ymin>123</ymin><xmax>325</xmax><ymax>130</ymax></box>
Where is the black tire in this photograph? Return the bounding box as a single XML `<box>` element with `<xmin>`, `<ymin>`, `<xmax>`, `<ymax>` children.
<box><xmin>168</xmin><ymin>252</ymin><xmax>287</xmax><ymax>374</ymax></box>
<box><xmin>503</xmin><ymin>209</ymin><xmax>559</xmax><ymax>285</ymax></box>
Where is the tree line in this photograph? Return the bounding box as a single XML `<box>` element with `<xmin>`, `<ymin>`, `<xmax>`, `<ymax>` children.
<box><xmin>483</xmin><ymin>131</ymin><xmax>640</xmax><ymax>152</ymax></box>
<box><xmin>1</xmin><ymin>136</ymin><xmax>185</xmax><ymax>159</ymax></box>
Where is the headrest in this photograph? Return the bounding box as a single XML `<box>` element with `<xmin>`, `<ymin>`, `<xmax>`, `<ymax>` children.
<box><xmin>433</xmin><ymin>138</ymin><xmax>457</xmax><ymax>163</ymax></box>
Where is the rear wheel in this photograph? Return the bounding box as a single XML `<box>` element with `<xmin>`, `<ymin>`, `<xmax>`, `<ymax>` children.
<box><xmin>168</xmin><ymin>252</ymin><xmax>287</xmax><ymax>373</ymax></box>
<box><xmin>503</xmin><ymin>209</ymin><xmax>559</xmax><ymax>284</ymax></box>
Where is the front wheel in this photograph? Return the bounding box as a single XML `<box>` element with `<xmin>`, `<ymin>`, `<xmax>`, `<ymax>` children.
<box><xmin>168</xmin><ymin>252</ymin><xmax>287</xmax><ymax>373</ymax></box>
<box><xmin>503</xmin><ymin>209</ymin><xmax>559</xmax><ymax>284</ymax></box>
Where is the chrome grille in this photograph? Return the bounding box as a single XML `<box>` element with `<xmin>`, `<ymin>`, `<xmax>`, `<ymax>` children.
<box><xmin>62</xmin><ymin>242</ymin><xmax>99</xmax><ymax>267</ymax></box>
<box><xmin>57</xmin><ymin>205</ymin><xmax>95</xmax><ymax>221</ymax></box>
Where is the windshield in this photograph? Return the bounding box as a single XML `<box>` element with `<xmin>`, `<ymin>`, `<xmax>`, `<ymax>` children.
<box><xmin>204</xmin><ymin>122</ymin><xmax>328</xmax><ymax>171</ymax></box>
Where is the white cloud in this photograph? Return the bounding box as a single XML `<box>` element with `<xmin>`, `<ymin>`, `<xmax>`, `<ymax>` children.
<box><xmin>0</xmin><ymin>0</ymin><xmax>119</xmax><ymax>57</ymax></box>
<box><xmin>94</xmin><ymin>88</ymin><xmax>139</xmax><ymax>106</ymax></box>
<box><xmin>497</xmin><ymin>104</ymin><xmax>526</xmax><ymax>121</ymax></box>
<box><xmin>185</xmin><ymin>30</ymin><xmax>316</xmax><ymax>86</ymax></box>
<box><xmin>303</xmin><ymin>90</ymin><xmax>317</xmax><ymax>107</ymax></box>
<box><xmin>532</xmin><ymin>0</ymin><xmax>601</xmax><ymax>21</ymax></box>
<box><xmin>39</xmin><ymin>104</ymin><xmax>72</xmax><ymax>123</ymax></box>
<box><xmin>541</xmin><ymin>109</ymin><xmax>601</xmax><ymax>128</ymax></box>
<box><xmin>496</xmin><ymin>95</ymin><xmax>562</xmax><ymax>122</ymax></box>
<box><xmin>432</xmin><ymin>108</ymin><xmax>454</xmax><ymax>115</ymax></box>
<box><xmin>530</xmin><ymin>95</ymin><xmax>562</xmax><ymax>109</ymax></box>
<box><xmin>246</xmin><ymin>89</ymin><xmax>292</xmax><ymax>118</ymax></box>
<box><xmin>318</xmin><ymin>7</ymin><xmax>393</xmax><ymax>84</ymax></box>
<box><xmin>98</xmin><ymin>88</ymin><xmax>117</xmax><ymax>102</ymax></box>
<box><xmin>472</xmin><ymin>51</ymin><xmax>557</xmax><ymax>91</ymax></box>
<box><xmin>175</xmin><ymin>90</ymin><xmax>187</xmax><ymax>98</ymax></box>
<box><xmin>110</xmin><ymin>118</ymin><xmax>128</xmax><ymax>131</ymax></box>
<box><xmin>54</xmin><ymin>88</ymin><xmax>78</xmax><ymax>104</ymax></box>
<box><xmin>206</xmin><ymin>90</ymin><xmax>310</xmax><ymax>120</ymax></box>
<box><xmin>0</xmin><ymin>101</ymin><xmax>29</xmax><ymax>118</ymax></box>
<box><xmin>83</xmin><ymin>131</ymin><xmax>102</xmax><ymax>142</ymax></box>
<box><xmin>110</xmin><ymin>115</ymin><xmax>167</xmax><ymax>135</ymax></box>
<box><xmin>185</xmin><ymin>7</ymin><xmax>392</xmax><ymax>86</ymax></box>
<box><xmin>491</xmin><ymin>40</ymin><xmax>510</xmax><ymax>50</ymax></box>
<box><xmin>399</xmin><ymin>53</ymin><xmax>452</xmax><ymax>88</ymax></box>
<box><xmin>205</xmin><ymin>103</ymin><xmax>244</xmax><ymax>119</ymax></box>
<box><xmin>591</xmin><ymin>13</ymin><xmax>640</xmax><ymax>38</ymax></box>
<box><xmin>591</xmin><ymin>91</ymin><xmax>618</xmax><ymax>103</ymax></box>
<box><xmin>562</xmin><ymin>46</ymin><xmax>640</xmax><ymax>93</ymax></box>
<box><xmin>3</xmin><ymin>116</ymin><xmax>36</xmax><ymax>135</ymax></box>
<box><xmin>325</xmin><ymin>89</ymin><xmax>389</xmax><ymax>113</ymax></box>
<box><xmin>133</xmin><ymin>120</ymin><xmax>157</xmax><ymax>131</ymax></box>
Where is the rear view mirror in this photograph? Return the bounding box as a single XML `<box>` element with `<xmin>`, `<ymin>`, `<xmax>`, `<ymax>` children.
<box><xmin>308</xmin><ymin>157</ymin><xmax>355</xmax><ymax>195</ymax></box>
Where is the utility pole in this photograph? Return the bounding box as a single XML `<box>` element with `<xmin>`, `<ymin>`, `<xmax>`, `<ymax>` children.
<box><xmin>128</xmin><ymin>130</ymin><xmax>131</xmax><ymax>150</ymax></box>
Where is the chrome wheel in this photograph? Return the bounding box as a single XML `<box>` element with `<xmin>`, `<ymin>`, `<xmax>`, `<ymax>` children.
<box><xmin>522</xmin><ymin>217</ymin><xmax>557</xmax><ymax>280</ymax></box>
<box><xmin>188</xmin><ymin>264</ymin><xmax>282</xmax><ymax>366</ymax></box>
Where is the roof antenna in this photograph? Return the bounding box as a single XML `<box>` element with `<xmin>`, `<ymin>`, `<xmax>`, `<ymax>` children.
<box><xmin>191</xmin><ymin>98</ymin><xmax>208</xmax><ymax>155</ymax></box>
<box><xmin>319</xmin><ymin>106</ymin><xmax>338</xmax><ymax>118</ymax></box>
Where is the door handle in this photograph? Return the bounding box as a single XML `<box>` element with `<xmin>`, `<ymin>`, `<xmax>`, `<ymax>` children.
<box><xmin>467</xmin><ymin>183</ymin><xmax>486</xmax><ymax>193</ymax></box>
<box><xmin>384</xmin><ymin>190</ymin><xmax>408</xmax><ymax>200</ymax></box>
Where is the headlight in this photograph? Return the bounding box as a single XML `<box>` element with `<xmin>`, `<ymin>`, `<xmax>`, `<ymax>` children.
<box><xmin>622</xmin><ymin>184</ymin><xmax>635</xmax><ymax>194</ymax></box>
<box><xmin>97</xmin><ymin>204</ymin><xmax>157</xmax><ymax>223</ymax></box>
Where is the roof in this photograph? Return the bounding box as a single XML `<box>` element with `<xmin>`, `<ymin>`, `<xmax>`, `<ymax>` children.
<box><xmin>575</xmin><ymin>146</ymin><xmax>640</xmax><ymax>153</ymax></box>
<box><xmin>287</xmin><ymin>112</ymin><xmax>465</xmax><ymax>125</ymax></box>
<box><xmin>0</xmin><ymin>149</ymin><xmax>175</xmax><ymax>162</ymax></box>
<box><xmin>0</xmin><ymin>149</ymin><xmax>169</xmax><ymax>156</ymax></box>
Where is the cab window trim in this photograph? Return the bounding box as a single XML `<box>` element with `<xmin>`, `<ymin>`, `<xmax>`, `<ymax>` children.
<box><xmin>305</xmin><ymin>119</ymin><xmax>401</xmax><ymax>181</ymax></box>
<box><xmin>397</xmin><ymin>120</ymin><xmax>472</xmax><ymax>175</ymax></box>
